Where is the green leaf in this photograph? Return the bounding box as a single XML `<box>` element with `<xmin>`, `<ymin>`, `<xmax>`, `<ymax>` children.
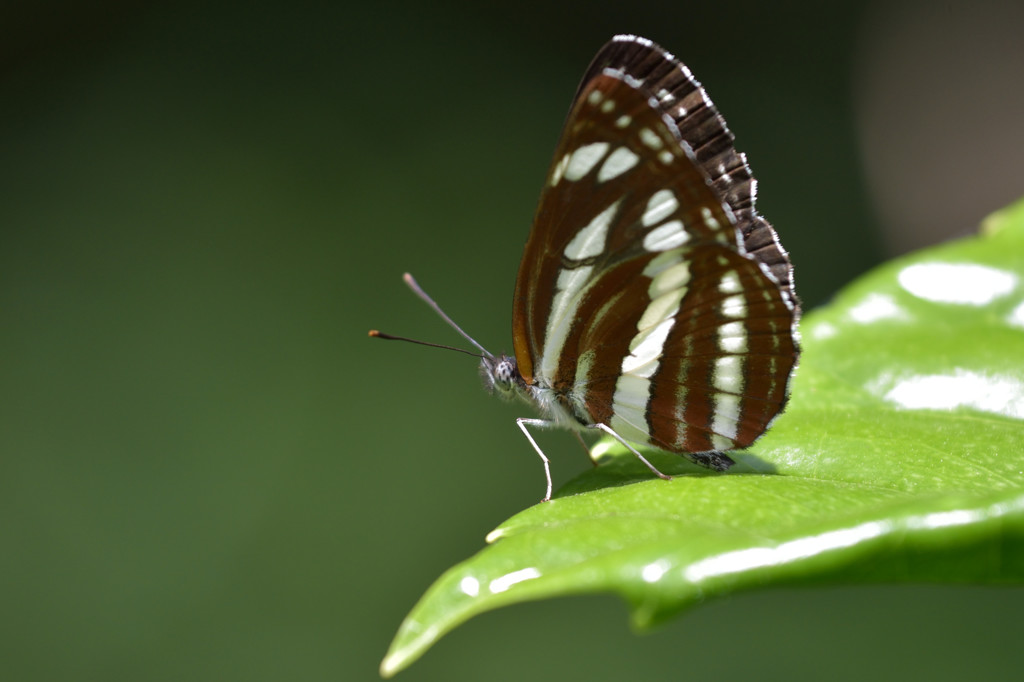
<box><xmin>380</xmin><ymin>198</ymin><xmax>1024</xmax><ymax>678</ymax></box>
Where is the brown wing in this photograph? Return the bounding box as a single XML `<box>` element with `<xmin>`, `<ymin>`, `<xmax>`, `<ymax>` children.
<box><xmin>576</xmin><ymin>34</ymin><xmax>798</xmax><ymax>308</ymax></box>
<box><xmin>511</xmin><ymin>36</ymin><xmax>799</xmax><ymax>456</ymax></box>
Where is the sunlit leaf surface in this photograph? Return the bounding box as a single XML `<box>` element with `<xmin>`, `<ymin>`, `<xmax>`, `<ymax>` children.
<box><xmin>381</xmin><ymin>198</ymin><xmax>1024</xmax><ymax>677</ymax></box>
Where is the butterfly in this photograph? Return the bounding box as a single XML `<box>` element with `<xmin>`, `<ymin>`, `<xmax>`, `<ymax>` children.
<box><xmin>371</xmin><ymin>34</ymin><xmax>800</xmax><ymax>501</ymax></box>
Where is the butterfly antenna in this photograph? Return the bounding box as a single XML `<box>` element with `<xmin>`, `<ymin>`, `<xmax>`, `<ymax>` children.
<box><xmin>370</xmin><ymin>270</ymin><xmax>493</xmax><ymax>358</ymax></box>
<box><xmin>367</xmin><ymin>330</ymin><xmax>481</xmax><ymax>358</ymax></box>
<box><xmin>399</xmin><ymin>270</ymin><xmax>495</xmax><ymax>358</ymax></box>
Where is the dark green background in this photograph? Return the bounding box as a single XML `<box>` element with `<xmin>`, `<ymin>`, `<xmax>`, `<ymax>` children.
<box><xmin>3</xmin><ymin>1</ymin><xmax>1020</xmax><ymax>680</ymax></box>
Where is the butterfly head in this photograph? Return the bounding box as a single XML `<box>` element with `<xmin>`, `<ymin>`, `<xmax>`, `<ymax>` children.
<box><xmin>480</xmin><ymin>353</ymin><xmax>525</xmax><ymax>400</ymax></box>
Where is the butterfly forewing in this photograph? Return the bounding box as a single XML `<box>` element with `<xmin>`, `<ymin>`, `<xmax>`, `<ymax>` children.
<box><xmin>578</xmin><ymin>36</ymin><xmax>798</xmax><ymax>308</ymax></box>
<box><xmin>511</xmin><ymin>36</ymin><xmax>799</xmax><ymax>461</ymax></box>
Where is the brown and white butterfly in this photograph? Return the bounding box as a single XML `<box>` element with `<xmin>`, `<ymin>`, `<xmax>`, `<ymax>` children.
<box><xmin>371</xmin><ymin>34</ymin><xmax>800</xmax><ymax>501</ymax></box>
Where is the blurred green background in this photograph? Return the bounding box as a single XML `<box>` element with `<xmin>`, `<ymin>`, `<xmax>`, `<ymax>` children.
<box><xmin>3</xmin><ymin>1</ymin><xmax>1023</xmax><ymax>680</ymax></box>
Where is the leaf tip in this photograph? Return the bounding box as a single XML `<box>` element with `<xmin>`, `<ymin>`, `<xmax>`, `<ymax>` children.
<box><xmin>379</xmin><ymin>617</ymin><xmax>441</xmax><ymax>677</ymax></box>
<box><xmin>380</xmin><ymin>640</ymin><xmax>419</xmax><ymax>679</ymax></box>
<box><xmin>378</xmin><ymin>655</ymin><xmax>400</xmax><ymax>679</ymax></box>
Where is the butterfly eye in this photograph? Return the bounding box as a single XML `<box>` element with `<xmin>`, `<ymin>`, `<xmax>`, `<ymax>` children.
<box><xmin>495</xmin><ymin>357</ymin><xmax>517</xmax><ymax>385</ymax></box>
<box><xmin>480</xmin><ymin>355</ymin><xmax>519</xmax><ymax>397</ymax></box>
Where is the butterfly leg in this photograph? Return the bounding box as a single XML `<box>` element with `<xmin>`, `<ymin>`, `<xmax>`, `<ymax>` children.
<box><xmin>516</xmin><ymin>418</ymin><xmax>554</xmax><ymax>502</ymax></box>
<box><xmin>588</xmin><ymin>423</ymin><xmax>672</xmax><ymax>482</ymax></box>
